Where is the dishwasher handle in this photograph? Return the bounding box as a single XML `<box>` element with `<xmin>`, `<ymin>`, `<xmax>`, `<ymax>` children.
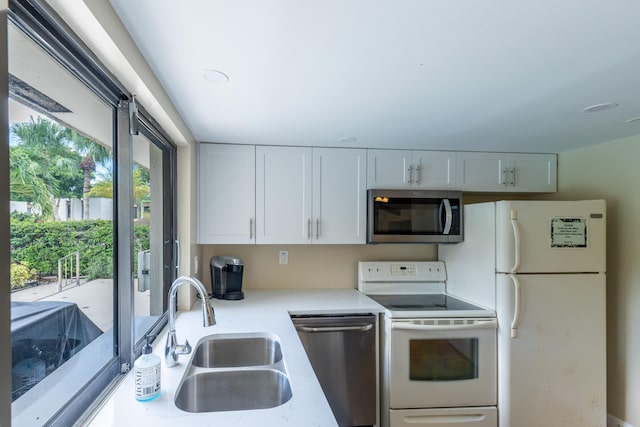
<box><xmin>295</xmin><ymin>323</ymin><xmax>373</xmax><ymax>333</ymax></box>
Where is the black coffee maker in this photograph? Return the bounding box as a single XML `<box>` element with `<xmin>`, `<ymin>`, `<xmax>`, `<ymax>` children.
<box><xmin>210</xmin><ymin>256</ymin><xmax>244</xmax><ymax>300</ymax></box>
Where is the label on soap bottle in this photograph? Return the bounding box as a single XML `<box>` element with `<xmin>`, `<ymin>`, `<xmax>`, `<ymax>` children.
<box><xmin>134</xmin><ymin>363</ymin><xmax>161</xmax><ymax>401</ymax></box>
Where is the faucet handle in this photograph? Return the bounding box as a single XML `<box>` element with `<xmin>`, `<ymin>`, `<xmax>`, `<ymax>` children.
<box><xmin>174</xmin><ymin>340</ymin><xmax>192</xmax><ymax>356</ymax></box>
<box><xmin>202</xmin><ymin>301</ymin><xmax>216</xmax><ymax>327</ymax></box>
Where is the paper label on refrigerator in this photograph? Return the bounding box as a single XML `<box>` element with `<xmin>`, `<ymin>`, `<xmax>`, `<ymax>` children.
<box><xmin>550</xmin><ymin>217</ymin><xmax>587</xmax><ymax>248</ymax></box>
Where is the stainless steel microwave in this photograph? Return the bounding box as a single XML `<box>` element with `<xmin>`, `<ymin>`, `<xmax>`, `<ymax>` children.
<box><xmin>367</xmin><ymin>189</ymin><xmax>463</xmax><ymax>244</ymax></box>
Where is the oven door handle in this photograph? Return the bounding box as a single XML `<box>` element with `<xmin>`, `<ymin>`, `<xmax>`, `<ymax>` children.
<box><xmin>391</xmin><ymin>319</ymin><xmax>497</xmax><ymax>331</ymax></box>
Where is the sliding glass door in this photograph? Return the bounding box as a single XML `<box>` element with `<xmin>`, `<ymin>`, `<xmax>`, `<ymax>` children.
<box><xmin>6</xmin><ymin>1</ymin><xmax>177</xmax><ymax>424</ymax></box>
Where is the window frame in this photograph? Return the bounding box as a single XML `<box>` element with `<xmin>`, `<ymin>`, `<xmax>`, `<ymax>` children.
<box><xmin>5</xmin><ymin>0</ymin><xmax>177</xmax><ymax>424</ymax></box>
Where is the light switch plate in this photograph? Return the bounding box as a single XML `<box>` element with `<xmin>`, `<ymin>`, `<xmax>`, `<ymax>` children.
<box><xmin>279</xmin><ymin>250</ymin><xmax>288</xmax><ymax>265</ymax></box>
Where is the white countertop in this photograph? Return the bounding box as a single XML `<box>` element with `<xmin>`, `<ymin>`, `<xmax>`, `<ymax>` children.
<box><xmin>87</xmin><ymin>289</ymin><xmax>383</xmax><ymax>427</ymax></box>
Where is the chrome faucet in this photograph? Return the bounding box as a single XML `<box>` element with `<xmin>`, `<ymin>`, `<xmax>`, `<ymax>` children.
<box><xmin>165</xmin><ymin>276</ymin><xmax>216</xmax><ymax>367</ymax></box>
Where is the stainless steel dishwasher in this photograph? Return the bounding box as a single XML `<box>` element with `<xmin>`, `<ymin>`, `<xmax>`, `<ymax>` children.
<box><xmin>291</xmin><ymin>314</ymin><xmax>377</xmax><ymax>427</ymax></box>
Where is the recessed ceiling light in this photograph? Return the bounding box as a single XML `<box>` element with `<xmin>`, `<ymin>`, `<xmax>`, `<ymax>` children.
<box><xmin>626</xmin><ymin>116</ymin><xmax>640</xmax><ymax>124</ymax></box>
<box><xmin>337</xmin><ymin>136</ymin><xmax>357</xmax><ymax>144</ymax></box>
<box><xmin>582</xmin><ymin>103</ymin><xmax>618</xmax><ymax>113</ymax></box>
<box><xmin>203</xmin><ymin>69</ymin><xmax>229</xmax><ymax>84</ymax></box>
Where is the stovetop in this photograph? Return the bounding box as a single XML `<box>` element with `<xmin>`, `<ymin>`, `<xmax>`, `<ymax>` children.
<box><xmin>368</xmin><ymin>293</ymin><xmax>483</xmax><ymax>312</ymax></box>
<box><xmin>367</xmin><ymin>292</ymin><xmax>495</xmax><ymax>318</ymax></box>
<box><xmin>358</xmin><ymin>261</ymin><xmax>495</xmax><ymax>319</ymax></box>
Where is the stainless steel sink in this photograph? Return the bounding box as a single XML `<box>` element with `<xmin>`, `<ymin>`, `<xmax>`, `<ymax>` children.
<box><xmin>174</xmin><ymin>369</ymin><xmax>292</xmax><ymax>412</ymax></box>
<box><xmin>191</xmin><ymin>332</ymin><xmax>282</xmax><ymax>368</ymax></box>
<box><xmin>173</xmin><ymin>332</ymin><xmax>292</xmax><ymax>413</ymax></box>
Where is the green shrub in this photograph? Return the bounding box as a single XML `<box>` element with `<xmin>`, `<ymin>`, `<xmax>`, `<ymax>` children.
<box><xmin>10</xmin><ymin>218</ymin><xmax>150</xmax><ymax>279</ymax></box>
<box><xmin>85</xmin><ymin>255</ymin><xmax>114</xmax><ymax>280</ymax></box>
<box><xmin>10</xmin><ymin>262</ymin><xmax>37</xmax><ymax>289</ymax></box>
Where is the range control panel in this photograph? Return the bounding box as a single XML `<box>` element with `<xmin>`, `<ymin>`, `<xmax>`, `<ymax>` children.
<box><xmin>358</xmin><ymin>261</ymin><xmax>447</xmax><ymax>283</ymax></box>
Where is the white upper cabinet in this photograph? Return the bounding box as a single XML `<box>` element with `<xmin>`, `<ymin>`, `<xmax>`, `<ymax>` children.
<box><xmin>198</xmin><ymin>144</ymin><xmax>558</xmax><ymax>245</ymax></box>
<box><xmin>412</xmin><ymin>151</ymin><xmax>458</xmax><ymax>189</ymax></box>
<box><xmin>313</xmin><ymin>148</ymin><xmax>367</xmax><ymax>244</ymax></box>
<box><xmin>256</xmin><ymin>146</ymin><xmax>312</xmax><ymax>244</ymax></box>
<box><xmin>456</xmin><ymin>152</ymin><xmax>557</xmax><ymax>192</ymax></box>
<box><xmin>197</xmin><ymin>143</ymin><xmax>255</xmax><ymax>244</ymax></box>
<box><xmin>256</xmin><ymin>146</ymin><xmax>367</xmax><ymax>244</ymax></box>
<box><xmin>367</xmin><ymin>149</ymin><xmax>456</xmax><ymax>189</ymax></box>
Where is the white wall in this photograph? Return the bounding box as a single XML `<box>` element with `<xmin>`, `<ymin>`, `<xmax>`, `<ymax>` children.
<box><xmin>555</xmin><ymin>135</ymin><xmax>640</xmax><ymax>427</ymax></box>
<box><xmin>9</xmin><ymin>201</ymin><xmax>28</xmax><ymax>214</ymax></box>
<box><xmin>88</xmin><ymin>197</ymin><xmax>112</xmax><ymax>220</ymax></box>
<box><xmin>55</xmin><ymin>198</ymin><xmax>113</xmax><ymax>221</ymax></box>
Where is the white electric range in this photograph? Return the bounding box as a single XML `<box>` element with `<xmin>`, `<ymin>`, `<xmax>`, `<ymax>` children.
<box><xmin>358</xmin><ymin>261</ymin><xmax>497</xmax><ymax>427</ymax></box>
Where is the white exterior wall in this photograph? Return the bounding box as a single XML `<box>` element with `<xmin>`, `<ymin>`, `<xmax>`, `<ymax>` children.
<box><xmin>9</xmin><ymin>201</ymin><xmax>29</xmax><ymax>214</ymax></box>
<box><xmin>54</xmin><ymin>198</ymin><xmax>112</xmax><ymax>221</ymax></box>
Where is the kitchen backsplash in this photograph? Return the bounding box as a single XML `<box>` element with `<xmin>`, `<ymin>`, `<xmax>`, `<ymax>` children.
<box><xmin>201</xmin><ymin>244</ymin><xmax>437</xmax><ymax>291</ymax></box>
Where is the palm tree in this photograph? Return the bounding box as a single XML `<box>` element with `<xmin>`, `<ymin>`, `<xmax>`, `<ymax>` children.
<box><xmin>66</xmin><ymin>131</ymin><xmax>111</xmax><ymax>220</ymax></box>
<box><xmin>10</xmin><ymin>117</ymin><xmax>82</xmax><ymax>220</ymax></box>
<box><xmin>9</xmin><ymin>145</ymin><xmax>55</xmax><ymax>219</ymax></box>
<box><xmin>11</xmin><ymin>116</ymin><xmax>112</xmax><ymax>220</ymax></box>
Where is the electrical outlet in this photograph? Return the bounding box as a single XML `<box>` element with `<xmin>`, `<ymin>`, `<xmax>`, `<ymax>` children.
<box><xmin>279</xmin><ymin>250</ymin><xmax>288</xmax><ymax>265</ymax></box>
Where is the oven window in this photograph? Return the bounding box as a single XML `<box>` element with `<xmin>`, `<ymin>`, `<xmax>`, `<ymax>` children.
<box><xmin>409</xmin><ymin>338</ymin><xmax>479</xmax><ymax>381</ymax></box>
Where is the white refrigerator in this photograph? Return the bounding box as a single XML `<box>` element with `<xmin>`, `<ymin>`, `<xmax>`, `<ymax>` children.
<box><xmin>439</xmin><ymin>200</ymin><xmax>607</xmax><ymax>427</ymax></box>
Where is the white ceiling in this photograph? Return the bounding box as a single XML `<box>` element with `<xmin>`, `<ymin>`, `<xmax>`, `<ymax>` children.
<box><xmin>108</xmin><ymin>0</ymin><xmax>640</xmax><ymax>153</ymax></box>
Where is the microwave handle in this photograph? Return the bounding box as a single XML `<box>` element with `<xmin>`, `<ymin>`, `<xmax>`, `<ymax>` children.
<box><xmin>439</xmin><ymin>198</ymin><xmax>453</xmax><ymax>235</ymax></box>
<box><xmin>392</xmin><ymin>319</ymin><xmax>497</xmax><ymax>331</ymax></box>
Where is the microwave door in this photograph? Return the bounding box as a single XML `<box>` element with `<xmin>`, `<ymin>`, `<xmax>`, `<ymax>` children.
<box><xmin>367</xmin><ymin>190</ymin><xmax>463</xmax><ymax>243</ymax></box>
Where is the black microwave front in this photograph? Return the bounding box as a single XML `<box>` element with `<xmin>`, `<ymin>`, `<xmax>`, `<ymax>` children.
<box><xmin>367</xmin><ymin>189</ymin><xmax>463</xmax><ymax>244</ymax></box>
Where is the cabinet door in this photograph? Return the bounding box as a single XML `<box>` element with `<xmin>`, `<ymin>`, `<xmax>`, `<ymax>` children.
<box><xmin>313</xmin><ymin>148</ymin><xmax>366</xmax><ymax>244</ymax></box>
<box><xmin>457</xmin><ymin>152</ymin><xmax>557</xmax><ymax>192</ymax></box>
<box><xmin>510</xmin><ymin>153</ymin><xmax>557</xmax><ymax>192</ymax></box>
<box><xmin>367</xmin><ymin>149</ymin><xmax>412</xmax><ymax>189</ymax></box>
<box><xmin>256</xmin><ymin>146</ymin><xmax>312</xmax><ymax>244</ymax></box>
<box><xmin>197</xmin><ymin>144</ymin><xmax>255</xmax><ymax>244</ymax></box>
<box><xmin>456</xmin><ymin>152</ymin><xmax>509</xmax><ymax>191</ymax></box>
<box><xmin>412</xmin><ymin>151</ymin><xmax>457</xmax><ymax>189</ymax></box>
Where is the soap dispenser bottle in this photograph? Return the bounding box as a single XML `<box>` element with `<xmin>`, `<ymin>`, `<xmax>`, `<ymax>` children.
<box><xmin>134</xmin><ymin>334</ymin><xmax>161</xmax><ymax>401</ymax></box>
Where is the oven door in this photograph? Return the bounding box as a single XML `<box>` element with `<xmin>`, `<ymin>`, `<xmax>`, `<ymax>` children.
<box><xmin>388</xmin><ymin>318</ymin><xmax>497</xmax><ymax>408</ymax></box>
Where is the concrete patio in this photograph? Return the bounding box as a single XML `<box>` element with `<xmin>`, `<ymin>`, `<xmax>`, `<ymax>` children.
<box><xmin>11</xmin><ymin>279</ymin><xmax>150</xmax><ymax>332</ymax></box>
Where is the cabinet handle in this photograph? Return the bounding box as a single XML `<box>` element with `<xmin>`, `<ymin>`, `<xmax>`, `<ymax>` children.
<box><xmin>407</xmin><ymin>165</ymin><xmax>414</xmax><ymax>184</ymax></box>
<box><xmin>249</xmin><ymin>218</ymin><xmax>253</xmax><ymax>240</ymax></box>
<box><xmin>502</xmin><ymin>168</ymin><xmax>509</xmax><ymax>187</ymax></box>
<box><xmin>509</xmin><ymin>167</ymin><xmax>516</xmax><ymax>186</ymax></box>
<box><xmin>307</xmin><ymin>218</ymin><xmax>311</xmax><ymax>240</ymax></box>
<box><xmin>415</xmin><ymin>164</ymin><xmax>421</xmax><ymax>185</ymax></box>
<box><xmin>316</xmin><ymin>219</ymin><xmax>320</xmax><ymax>240</ymax></box>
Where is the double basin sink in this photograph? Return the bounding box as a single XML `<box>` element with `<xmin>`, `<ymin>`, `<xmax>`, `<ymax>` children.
<box><xmin>174</xmin><ymin>332</ymin><xmax>292</xmax><ymax>412</ymax></box>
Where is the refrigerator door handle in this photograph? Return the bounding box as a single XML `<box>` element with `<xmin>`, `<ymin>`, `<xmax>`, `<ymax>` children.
<box><xmin>510</xmin><ymin>209</ymin><xmax>521</xmax><ymax>273</ymax></box>
<box><xmin>440</xmin><ymin>198</ymin><xmax>453</xmax><ymax>235</ymax></box>
<box><xmin>509</xmin><ymin>274</ymin><xmax>522</xmax><ymax>338</ymax></box>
